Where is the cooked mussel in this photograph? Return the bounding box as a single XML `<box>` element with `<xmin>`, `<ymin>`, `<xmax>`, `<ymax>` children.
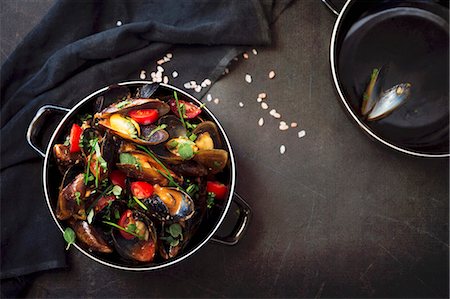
<box><xmin>95</xmin><ymin>85</ymin><xmax>131</xmax><ymax>113</ymax></box>
<box><xmin>68</xmin><ymin>219</ymin><xmax>113</xmax><ymax>253</ymax></box>
<box><xmin>96</xmin><ymin>98</ymin><xmax>170</xmax><ymax>119</ymax></box>
<box><xmin>57</xmin><ymin>167</ymin><xmax>86</xmax><ymax>221</ymax></box>
<box><xmin>367</xmin><ymin>83</ymin><xmax>411</xmax><ymax>121</ymax></box>
<box><xmin>192</xmin><ymin>121</ymin><xmax>222</xmax><ymax>149</ymax></box>
<box><xmin>194</xmin><ymin>149</ymin><xmax>228</xmax><ymax>174</ymax></box>
<box><xmin>53</xmin><ymin>144</ymin><xmax>83</xmax><ymax>174</ymax></box>
<box><xmin>137</xmin><ymin>83</ymin><xmax>159</xmax><ymax>99</ymax></box>
<box><xmin>116</xmin><ymin>150</ymin><xmax>180</xmax><ymax>186</ymax></box>
<box><xmin>143</xmin><ymin>185</ymin><xmax>195</xmax><ymax>221</ymax></box>
<box><xmin>111</xmin><ymin>210</ymin><xmax>157</xmax><ymax>262</ymax></box>
<box><xmin>361</xmin><ymin>68</ymin><xmax>383</xmax><ymax>116</ymax></box>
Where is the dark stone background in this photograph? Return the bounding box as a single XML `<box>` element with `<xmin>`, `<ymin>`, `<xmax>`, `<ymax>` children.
<box><xmin>1</xmin><ymin>0</ymin><xmax>448</xmax><ymax>297</ymax></box>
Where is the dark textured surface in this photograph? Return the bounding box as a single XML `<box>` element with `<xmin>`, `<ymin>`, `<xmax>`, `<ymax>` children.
<box><xmin>1</xmin><ymin>0</ymin><xmax>448</xmax><ymax>298</ymax></box>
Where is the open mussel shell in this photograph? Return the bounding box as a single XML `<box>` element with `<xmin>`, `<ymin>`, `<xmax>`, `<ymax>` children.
<box><xmin>68</xmin><ymin>219</ymin><xmax>113</xmax><ymax>254</ymax></box>
<box><xmin>158</xmin><ymin>115</ymin><xmax>187</xmax><ymax>138</ymax></box>
<box><xmin>116</xmin><ymin>150</ymin><xmax>180</xmax><ymax>186</ymax></box>
<box><xmin>361</xmin><ymin>68</ymin><xmax>384</xmax><ymax>116</ymax></box>
<box><xmin>367</xmin><ymin>83</ymin><xmax>411</xmax><ymax>121</ymax></box>
<box><xmin>143</xmin><ymin>186</ymin><xmax>195</xmax><ymax>222</ymax></box>
<box><xmin>100</xmin><ymin>132</ymin><xmax>122</xmax><ymax>168</ymax></box>
<box><xmin>97</xmin><ymin>98</ymin><xmax>170</xmax><ymax>119</ymax></box>
<box><xmin>192</xmin><ymin>121</ymin><xmax>222</xmax><ymax>149</ymax></box>
<box><xmin>111</xmin><ymin>211</ymin><xmax>157</xmax><ymax>263</ymax></box>
<box><xmin>193</xmin><ymin>149</ymin><xmax>228</xmax><ymax>174</ymax></box>
<box><xmin>57</xmin><ymin>165</ymin><xmax>86</xmax><ymax>221</ymax></box>
<box><xmin>53</xmin><ymin>144</ymin><xmax>83</xmax><ymax>174</ymax></box>
<box><xmin>95</xmin><ymin>85</ymin><xmax>131</xmax><ymax>113</ymax></box>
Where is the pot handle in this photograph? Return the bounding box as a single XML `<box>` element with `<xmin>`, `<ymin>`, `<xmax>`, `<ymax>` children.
<box><xmin>27</xmin><ymin>105</ymin><xmax>70</xmax><ymax>157</ymax></box>
<box><xmin>210</xmin><ymin>193</ymin><xmax>251</xmax><ymax>246</ymax></box>
<box><xmin>321</xmin><ymin>0</ymin><xmax>339</xmax><ymax>16</ymax></box>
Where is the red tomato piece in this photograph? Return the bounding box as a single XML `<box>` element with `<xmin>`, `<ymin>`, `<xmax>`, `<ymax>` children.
<box><xmin>69</xmin><ymin>124</ymin><xmax>83</xmax><ymax>153</ymax></box>
<box><xmin>131</xmin><ymin>181</ymin><xmax>154</xmax><ymax>199</ymax></box>
<box><xmin>128</xmin><ymin>109</ymin><xmax>159</xmax><ymax>125</ymax></box>
<box><xmin>169</xmin><ymin>99</ymin><xmax>202</xmax><ymax>119</ymax></box>
<box><xmin>95</xmin><ymin>195</ymin><xmax>116</xmax><ymax>213</ymax></box>
<box><xmin>118</xmin><ymin>210</ymin><xmax>135</xmax><ymax>240</ymax></box>
<box><xmin>110</xmin><ymin>170</ymin><xmax>127</xmax><ymax>189</ymax></box>
<box><xmin>206</xmin><ymin>181</ymin><xmax>228</xmax><ymax>200</ymax></box>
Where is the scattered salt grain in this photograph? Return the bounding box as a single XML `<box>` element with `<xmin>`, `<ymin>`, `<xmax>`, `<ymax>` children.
<box><xmin>280</xmin><ymin>145</ymin><xmax>286</xmax><ymax>154</ymax></box>
<box><xmin>279</xmin><ymin>122</ymin><xmax>289</xmax><ymax>131</ymax></box>
<box><xmin>204</xmin><ymin>79</ymin><xmax>211</xmax><ymax>85</ymax></box>
<box><xmin>213</xmin><ymin>98</ymin><xmax>220</xmax><ymax>104</ymax></box>
<box><xmin>291</xmin><ymin>122</ymin><xmax>298</xmax><ymax>128</ymax></box>
<box><xmin>206</xmin><ymin>94</ymin><xmax>212</xmax><ymax>102</ymax></box>
<box><xmin>261</xmin><ymin>102</ymin><xmax>268</xmax><ymax>110</ymax></box>
<box><xmin>195</xmin><ymin>86</ymin><xmax>202</xmax><ymax>93</ymax></box>
<box><xmin>157</xmin><ymin>66</ymin><xmax>164</xmax><ymax>73</ymax></box>
<box><xmin>184</xmin><ymin>82</ymin><xmax>191</xmax><ymax>89</ymax></box>
<box><xmin>139</xmin><ymin>70</ymin><xmax>146</xmax><ymax>79</ymax></box>
<box><xmin>269</xmin><ymin>109</ymin><xmax>281</xmax><ymax>119</ymax></box>
<box><xmin>257</xmin><ymin>97</ymin><xmax>263</xmax><ymax>103</ymax></box>
<box><xmin>163</xmin><ymin>56</ymin><xmax>170</xmax><ymax>62</ymax></box>
<box><xmin>163</xmin><ymin>76</ymin><xmax>169</xmax><ymax>84</ymax></box>
<box><xmin>239</xmin><ymin>102</ymin><xmax>244</xmax><ymax>107</ymax></box>
<box><xmin>166</xmin><ymin>53</ymin><xmax>173</xmax><ymax>58</ymax></box>
<box><xmin>116</xmin><ymin>20</ymin><xmax>122</xmax><ymax>26</ymax></box>
<box><xmin>190</xmin><ymin>80</ymin><xmax>197</xmax><ymax>86</ymax></box>
<box><xmin>172</xmin><ymin>71</ymin><xmax>178</xmax><ymax>78</ymax></box>
<box><xmin>201</xmin><ymin>82</ymin><xmax>207</xmax><ymax>88</ymax></box>
<box><xmin>157</xmin><ymin>59</ymin><xmax>165</xmax><ymax>65</ymax></box>
<box><xmin>258</xmin><ymin>118</ymin><xmax>264</xmax><ymax>126</ymax></box>
<box><xmin>224</xmin><ymin>68</ymin><xmax>230</xmax><ymax>74</ymax></box>
<box><xmin>155</xmin><ymin>77</ymin><xmax>162</xmax><ymax>83</ymax></box>
<box><xmin>269</xmin><ymin>71</ymin><xmax>276</xmax><ymax>79</ymax></box>
<box><xmin>243</xmin><ymin>53</ymin><xmax>249</xmax><ymax>59</ymax></box>
<box><xmin>258</xmin><ymin>93</ymin><xmax>267</xmax><ymax>99</ymax></box>
<box><xmin>245</xmin><ymin>74</ymin><xmax>252</xmax><ymax>83</ymax></box>
<box><xmin>252</xmin><ymin>49</ymin><xmax>258</xmax><ymax>55</ymax></box>
<box><xmin>298</xmin><ymin>130</ymin><xmax>306</xmax><ymax>138</ymax></box>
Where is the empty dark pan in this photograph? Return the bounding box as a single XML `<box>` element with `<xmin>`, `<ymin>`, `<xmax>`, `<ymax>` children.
<box><xmin>323</xmin><ymin>0</ymin><xmax>449</xmax><ymax>157</ymax></box>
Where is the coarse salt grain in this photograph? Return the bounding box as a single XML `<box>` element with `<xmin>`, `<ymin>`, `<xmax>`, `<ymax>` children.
<box><xmin>184</xmin><ymin>82</ymin><xmax>191</xmax><ymax>89</ymax></box>
<box><xmin>190</xmin><ymin>80</ymin><xmax>197</xmax><ymax>86</ymax></box>
<box><xmin>163</xmin><ymin>76</ymin><xmax>169</xmax><ymax>84</ymax></box>
<box><xmin>280</xmin><ymin>145</ymin><xmax>286</xmax><ymax>154</ymax></box>
<box><xmin>204</xmin><ymin>79</ymin><xmax>211</xmax><ymax>85</ymax></box>
<box><xmin>163</xmin><ymin>56</ymin><xmax>170</xmax><ymax>62</ymax></box>
<box><xmin>243</xmin><ymin>53</ymin><xmax>249</xmax><ymax>59</ymax></box>
<box><xmin>206</xmin><ymin>94</ymin><xmax>212</xmax><ymax>102</ymax></box>
<box><xmin>257</xmin><ymin>97</ymin><xmax>262</xmax><ymax>103</ymax></box>
<box><xmin>279</xmin><ymin>122</ymin><xmax>289</xmax><ymax>130</ymax></box>
<box><xmin>157</xmin><ymin>66</ymin><xmax>164</xmax><ymax>72</ymax></box>
<box><xmin>269</xmin><ymin>109</ymin><xmax>276</xmax><ymax>116</ymax></box>
<box><xmin>298</xmin><ymin>130</ymin><xmax>306</xmax><ymax>138</ymax></box>
<box><xmin>291</xmin><ymin>122</ymin><xmax>298</xmax><ymax>128</ymax></box>
<box><xmin>116</xmin><ymin>20</ymin><xmax>122</xmax><ymax>26</ymax></box>
<box><xmin>195</xmin><ymin>86</ymin><xmax>202</xmax><ymax>93</ymax></box>
<box><xmin>139</xmin><ymin>70</ymin><xmax>146</xmax><ymax>79</ymax></box>
<box><xmin>258</xmin><ymin>118</ymin><xmax>264</xmax><ymax>126</ymax></box>
<box><xmin>155</xmin><ymin>77</ymin><xmax>162</xmax><ymax>83</ymax></box>
<box><xmin>224</xmin><ymin>68</ymin><xmax>230</xmax><ymax>74</ymax></box>
<box><xmin>245</xmin><ymin>74</ymin><xmax>252</xmax><ymax>83</ymax></box>
<box><xmin>261</xmin><ymin>102</ymin><xmax>268</xmax><ymax>110</ymax></box>
<box><xmin>166</xmin><ymin>53</ymin><xmax>173</xmax><ymax>58</ymax></box>
<box><xmin>269</xmin><ymin>71</ymin><xmax>276</xmax><ymax>79</ymax></box>
<box><xmin>213</xmin><ymin>98</ymin><xmax>220</xmax><ymax>104</ymax></box>
<box><xmin>172</xmin><ymin>71</ymin><xmax>178</xmax><ymax>78</ymax></box>
<box><xmin>201</xmin><ymin>82</ymin><xmax>207</xmax><ymax>88</ymax></box>
<box><xmin>157</xmin><ymin>59</ymin><xmax>165</xmax><ymax>65</ymax></box>
<box><xmin>239</xmin><ymin>102</ymin><xmax>244</xmax><ymax>107</ymax></box>
<box><xmin>258</xmin><ymin>92</ymin><xmax>267</xmax><ymax>99</ymax></box>
<box><xmin>252</xmin><ymin>48</ymin><xmax>258</xmax><ymax>55</ymax></box>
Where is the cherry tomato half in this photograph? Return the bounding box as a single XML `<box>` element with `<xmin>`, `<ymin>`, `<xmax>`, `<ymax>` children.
<box><xmin>206</xmin><ymin>181</ymin><xmax>228</xmax><ymax>200</ymax></box>
<box><xmin>69</xmin><ymin>124</ymin><xmax>83</xmax><ymax>153</ymax></box>
<box><xmin>110</xmin><ymin>170</ymin><xmax>127</xmax><ymax>189</ymax></box>
<box><xmin>131</xmin><ymin>181</ymin><xmax>154</xmax><ymax>199</ymax></box>
<box><xmin>128</xmin><ymin>109</ymin><xmax>159</xmax><ymax>125</ymax></box>
<box><xmin>118</xmin><ymin>209</ymin><xmax>135</xmax><ymax>240</ymax></box>
<box><xmin>95</xmin><ymin>195</ymin><xmax>116</xmax><ymax>213</ymax></box>
<box><xmin>169</xmin><ymin>99</ymin><xmax>201</xmax><ymax>119</ymax></box>
<box><xmin>130</xmin><ymin>240</ymin><xmax>156</xmax><ymax>262</ymax></box>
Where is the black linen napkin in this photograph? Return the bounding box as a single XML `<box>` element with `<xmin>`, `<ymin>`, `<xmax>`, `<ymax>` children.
<box><xmin>0</xmin><ymin>0</ymin><xmax>293</xmax><ymax>283</ymax></box>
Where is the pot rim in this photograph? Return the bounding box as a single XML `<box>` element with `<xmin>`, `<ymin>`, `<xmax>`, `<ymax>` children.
<box><xmin>329</xmin><ymin>0</ymin><xmax>450</xmax><ymax>158</ymax></box>
<box><xmin>42</xmin><ymin>81</ymin><xmax>236</xmax><ymax>270</ymax></box>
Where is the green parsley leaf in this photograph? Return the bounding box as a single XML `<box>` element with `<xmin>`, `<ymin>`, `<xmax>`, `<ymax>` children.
<box><xmin>186</xmin><ymin>184</ymin><xmax>198</xmax><ymax>197</ymax></box>
<box><xmin>114</xmin><ymin>209</ymin><xmax>120</xmax><ymax>220</ymax></box>
<box><xmin>189</xmin><ymin>133</ymin><xmax>197</xmax><ymax>141</ymax></box>
<box><xmin>207</xmin><ymin>192</ymin><xmax>216</xmax><ymax>209</ymax></box>
<box><xmin>147</xmin><ymin>124</ymin><xmax>167</xmax><ymax>139</ymax></box>
<box><xmin>168</xmin><ymin>223</ymin><xmax>183</xmax><ymax>238</ymax></box>
<box><xmin>119</xmin><ymin>153</ymin><xmax>140</xmax><ymax>168</ymax></box>
<box><xmin>170</xmin><ymin>238</ymin><xmax>180</xmax><ymax>247</ymax></box>
<box><xmin>126</xmin><ymin>223</ymin><xmax>137</xmax><ymax>233</ymax></box>
<box><xmin>111</xmin><ymin>185</ymin><xmax>122</xmax><ymax>197</ymax></box>
<box><xmin>87</xmin><ymin>209</ymin><xmax>94</xmax><ymax>224</ymax></box>
<box><xmin>74</xmin><ymin>191</ymin><xmax>81</xmax><ymax>205</ymax></box>
<box><xmin>63</xmin><ymin>227</ymin><xmax>76</xmax><ymax>250</ymax></box>
<box><xmin>178</xmin><ymin>143</ymin><xmax>194</xmax><ymax>160</ymax></box>
<box><xmin>115</xmin><ymin>100</ymin><xmax>132</xmax><ymax>109</ymax></box>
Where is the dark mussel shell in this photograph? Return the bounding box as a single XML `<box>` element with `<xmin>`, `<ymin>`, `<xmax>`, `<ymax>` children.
<box><xmin>140</xmin><ymin>124</ymin><xmax>169</xmax><ymax>144</ymax></box>
<box><xmin>97</xmin><ymin>98</ymin><xmax>170</xmax><ymax>119</ymax></box>
<box><xmin>193</xmin><ymin>149</ymin><xmax>228</xmax><ymax>175</ymax></box>
<box><xmin>111</xmin><ymin>210</ymin><xmax>157</xmax><ymax>263</ymax></box>
<box><xmin>57</xmin><ymin>166</ymin><xmax>86</xmax><ymax>221</ymax></box>
<box><xmin>94</xmin><ymin>85</ymin><xmax>131</xmax><ymax>113</ymax></box>
<box><xmin>68</xmin><ymin>219</ymin><xmax>113</xmax><ymax>253</ymax></box>
<box><xmin>143</xmin><ymin>186</ymin><xmax>195</xmax><ymax>222</ymax></box>
<box><xmin>169</xmin><ymin>160</ymin><xmax>208</xmax><ymax>177</ymax></box>
<box><xmin>158</xmin><ymin>115</ymin><xmax>187</xmax><ymax>138</ymax></box>
<box><xmin>192</xmin><ymin>121</ymin><xmax>223</xmax><ymax>149</ymax></box>
<box><xmin>53</xmin><ymin>144</ymin><xmax>83</xmax><ymax>174</ymax></box>
<box><xmin>137</xmin><ymin>83</ymin><xmax>159</xmax><ymax>99</ymax></box>
<box><xmin>100</xmin><ymin>132</ymin><xmax>122</xmax><ymax>168</ymax></box>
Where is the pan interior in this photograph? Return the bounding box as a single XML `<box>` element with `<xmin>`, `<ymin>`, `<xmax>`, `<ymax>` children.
<box><xmin>336</xmin><ymin>1</ymin><xmax>449</xmax><ymax>155</ymax></box>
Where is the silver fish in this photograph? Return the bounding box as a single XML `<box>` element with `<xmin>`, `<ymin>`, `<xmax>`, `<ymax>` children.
<box><xmin>367</xmin><ymin>83</ymin><xmax>411</xmax><ymax>121</ymax></box>
<box><xmin>361</xmin><ymin>68</ymin><xmax>382</xmax><ymax>116</ymax></box>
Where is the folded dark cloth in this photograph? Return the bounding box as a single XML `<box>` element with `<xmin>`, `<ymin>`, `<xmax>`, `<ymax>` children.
<box><xmin>0</xmin><ymin>0</ymin><xmax>293</xmax><ymax>282</ymax></box>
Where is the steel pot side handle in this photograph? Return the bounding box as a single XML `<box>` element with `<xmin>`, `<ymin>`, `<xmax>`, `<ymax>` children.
<box><xmin>27</xmin><ymin>105</ymin><xmax>70</xmax><ymax>157</ymax></box>
<box><xmin>321</xmin><ymin>0</ymin><xmax>341</xmax><ymax>16</ymax></box>
<box><xmin>210</xmin><ymin>193</ymin><xmax>251</xmax><ymax>246</ymax></box>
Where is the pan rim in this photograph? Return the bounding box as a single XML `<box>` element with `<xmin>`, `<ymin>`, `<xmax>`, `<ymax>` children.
<box><xmin>329</xmin><ymin>0</ymin><xmax>450</xmax><ymax>158</ymax></box>
<box><xmin>42</xmin><ymin>81</ymin><xmax>237</xmax><ymax>270</ymax></box>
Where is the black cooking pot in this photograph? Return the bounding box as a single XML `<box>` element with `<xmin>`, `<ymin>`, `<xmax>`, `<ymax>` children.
<box><xmin>323</xmin><ymin>0</ymin><xmax>449</xmax><ymax>157</ymax></box>
<box><xmin>27</xmin><ymin>81</ymin><xmax>251</xmax><ymax>270</ymax></box>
